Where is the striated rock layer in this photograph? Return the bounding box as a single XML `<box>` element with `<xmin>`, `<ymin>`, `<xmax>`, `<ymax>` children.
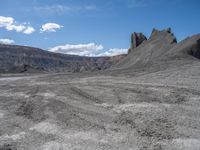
<box><xmin>0</xmin><ymin>44</ymin><xmax>126</xmax><ymax>73</ymax></box>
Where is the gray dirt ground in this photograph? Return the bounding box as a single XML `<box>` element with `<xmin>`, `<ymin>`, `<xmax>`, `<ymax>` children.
<box><xmin>1</xmin><ymin>29</ymin><xmax>200</xmax><ymax>150</ymax></box>
<box><xmin>0</xmin><ymin>72</ymin><xmax>200</xmax><ymax>150</ymax></box>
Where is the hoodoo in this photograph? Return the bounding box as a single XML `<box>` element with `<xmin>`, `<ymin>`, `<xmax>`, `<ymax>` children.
<box><xmin>128</xmin><ymin>32</ymin><xmax>147</xmax><ymax>54</ymax></box>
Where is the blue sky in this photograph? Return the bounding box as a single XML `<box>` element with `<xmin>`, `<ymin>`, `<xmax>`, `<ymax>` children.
<box><xmin>0</xmin><ymin>0</ymin><xmax>200</xmax><ymax>56</ymax></box>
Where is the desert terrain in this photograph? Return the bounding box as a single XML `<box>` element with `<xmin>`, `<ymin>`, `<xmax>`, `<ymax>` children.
<box><xmin>0</xmin><ymin>28</ymin><xmax>200</xmax><ymax>150</ymax></box>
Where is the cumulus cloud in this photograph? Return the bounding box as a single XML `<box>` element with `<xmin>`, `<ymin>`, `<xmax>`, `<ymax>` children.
<box><xmin>0</xmin><ymin>16</ymin><xmax>35</xmax><ymax>34</ymax></box>
<box><xmin>97</xmin><ymin>48</ymin><xmax>128</xmax><ymax>56</ymax></box>
<box><xmin>40</xmin><ymin>23</ymin><xmax>63</xmax><ymax>32</ymax></box>
<box><xmin>0</xmin><ymin>16</ymin><xmax>14</xmax><ymax>27</ymax></box>
<box><xmin>0</xmin><ymin>38</ymin><xmax>15</xmax><ymax>44</ymax></box>
<box><xmin>23</xmin><ymin>26</ymin><xmax>35</xmax><ymax>34</ymax></box>
<box><xmin>49</xmin><ymin>43</ymin><xmax>127</xmax><ymax>57</ymax></box>
<box><xmin>6</xmin><ymin>24</ymin><xmax>26</xmax><ymax>32</ymax></box>
<box><xmin>49</xmin><ymin>43</ymin><xmax>103</xmax><ymax>56</ymax></box>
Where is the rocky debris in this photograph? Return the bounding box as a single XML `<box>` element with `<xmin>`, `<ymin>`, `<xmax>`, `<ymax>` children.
<box><xmin>128</xmin><ymin>32</ymin><xmax>147</xmax><ymax>54</ymax></box>
<box><xmin>1</xmin><ymin>72</ymin><xmax>200</xmax><ymax>149</ymax></box>
<box><xmin>0</xmin><ymin>143</ymin><xmax>17</xmax><ymax>150</ymax></box>
<box><xmin>16</xmin><ymin>100</ymin><xmax>46</xmax><ymax>122</ymax></box>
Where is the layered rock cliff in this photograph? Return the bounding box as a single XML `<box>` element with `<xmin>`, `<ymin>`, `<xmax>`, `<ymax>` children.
<box><xmin>0</xmin><ymin>44</ymin><xmax>126</xmax><ymax>73</ymax></box>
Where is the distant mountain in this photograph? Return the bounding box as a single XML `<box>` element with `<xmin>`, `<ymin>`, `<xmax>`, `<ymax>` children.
<box><xmin>0</xmin><ymin>44</ymin><xmax>126</xmax><ymax>73</ymax></box>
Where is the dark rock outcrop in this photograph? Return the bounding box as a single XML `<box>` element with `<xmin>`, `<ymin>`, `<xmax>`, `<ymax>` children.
<box><xmin>128</xmin><ymin>32</ymin><xmax>147</xmax><ymax>54</ymax></box>
<box><xmin>187</xmin><ymin>38</ymin><xmax>200</xmax><ymax>59</ymax></box>
<box><xmin>150</xmin><ymin>28</ymin><xmax>177</xmax><ymax>44</ymax></box>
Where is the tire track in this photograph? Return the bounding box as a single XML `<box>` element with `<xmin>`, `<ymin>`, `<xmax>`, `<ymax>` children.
<box><xmin>70</xmin><ymin>86</ymin><xmax>102</xmax><ymax>104</ymax></box>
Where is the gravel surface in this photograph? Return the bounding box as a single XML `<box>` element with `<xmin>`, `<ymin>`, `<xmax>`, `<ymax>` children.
<box><xmin>0</xmin><ymin>72</ymin><xmax>200</xmax><ymax>150</ymax></box>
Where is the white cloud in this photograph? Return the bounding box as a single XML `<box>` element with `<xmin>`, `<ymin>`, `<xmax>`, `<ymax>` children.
<box><xmin>0</xmin><ymin>38</ymin><xmax>15</xmax><ymax>44</ymax></box>
<box><xmin>6</xmin><ymin>24</ymin><xmax>26</xmax><ymax>32</ymax></box>
<box><xmin>49</xmin><ymin>43</ymin><xmax>127</xmax><ymax>57</ymax></box>
<box><xmin>49</xmin><ymin>43</ymin><xmax>103</xmax><ymax>56</ymax></box>
<box><xmin>0</xmin><ymin>16</ymin><xmax>14</xmax><ymax>27</ymax></box>
<box><xmin>40</xmin><ymin>23</ymin><xmax>63</xmax><ymax>32</ymax></box>
<box><xmin>23</xmin><ymin>26</ymin><xmax>35</xmax><ymax>34</ymax></box>
<box><xmin>97</xmin><ymin>48</ymin><xmax>128</xmax><ymax>56</ymax></box>
<box><xmin>0</xmin><ymin>16</ymin><xmax>35</xmax><ymax>34</ymax></box>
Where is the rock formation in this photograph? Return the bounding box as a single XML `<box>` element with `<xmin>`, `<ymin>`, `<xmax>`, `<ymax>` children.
<box><xmin>150</xmin><ymin>27</ymin><xmax>177</xmax><ymax>44</ymax></box>
<box><xmin>113</xmin><ymin>28</ymin><xmax>200</xmax><ymax>74</ymax></box>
